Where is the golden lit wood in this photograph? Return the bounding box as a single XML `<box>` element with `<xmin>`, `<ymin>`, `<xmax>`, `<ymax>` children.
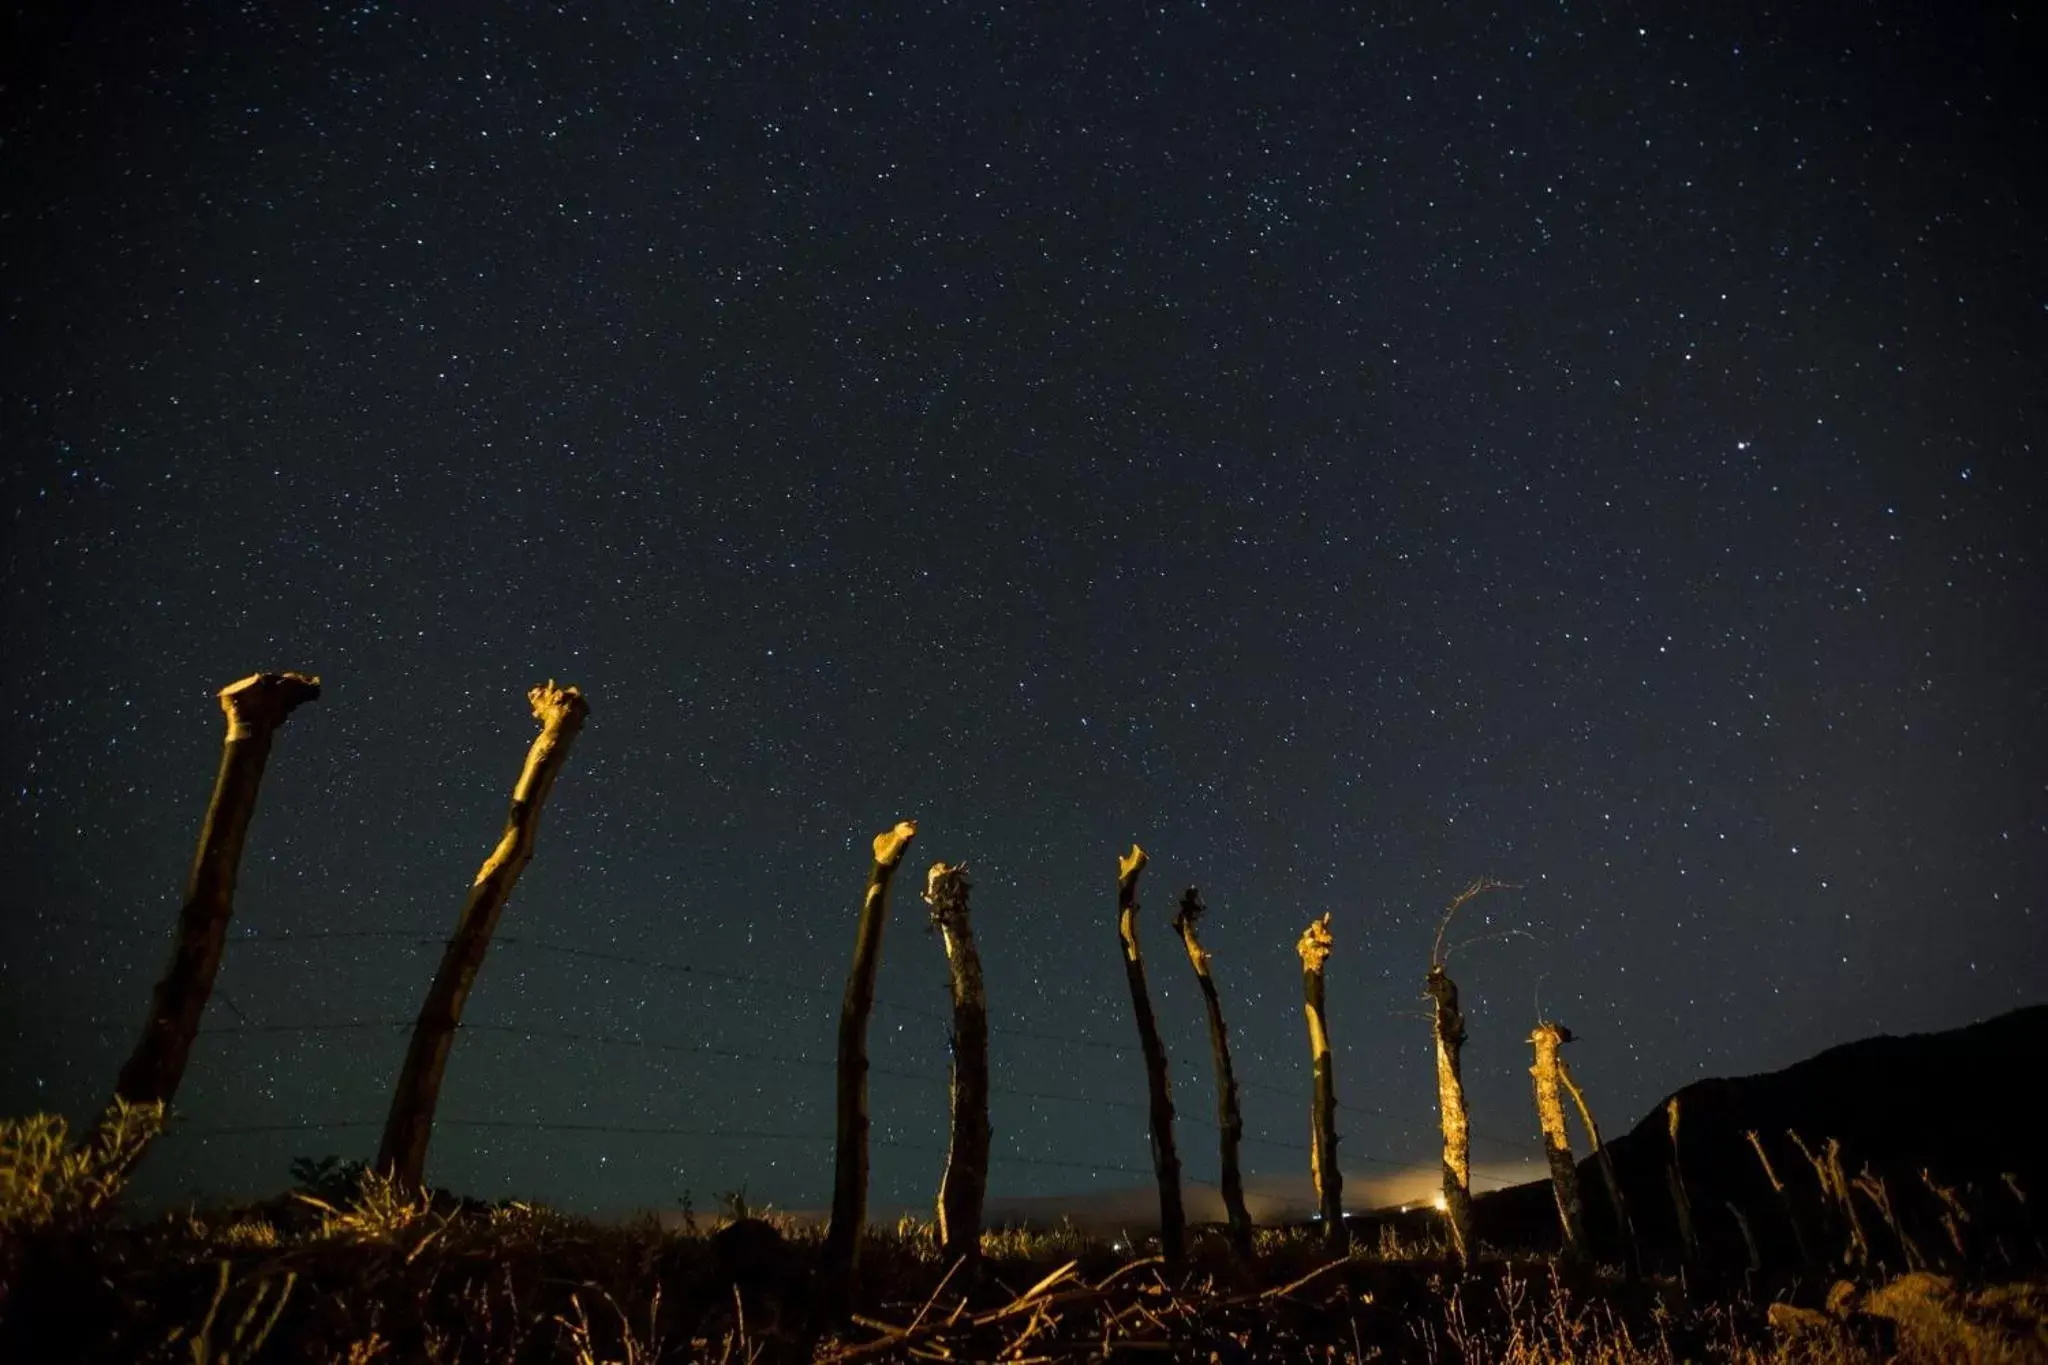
<box><xmin>377</xmin><ymin>681</ymin><xmax>588</xmax><ymax>1191</ymax></box>
<box><xmin>1171</xmin><ymin>887</ymin><xmax>1253</xmax><ymax>1259</ymax></box>
<box><xmin>823</xmin><ymin>819</ymin><xmax>918</xmax><ymax>1281</ymax></box>
<box><xmin>1529</xmin><ymin>1020</ymin><xmax>1587</xmax><ymax>1262</ymax></box>
<box><xmin>1115</xmin><ymin>843</ymin><xmax>1184</xmax><ymax>1266</ymax></box>
<box><xmin>1297</xmin><ymin>913</ymin><xmax>1346</xmax><ymax>1247</ymax></box>
<box><xmin>113</xmin><ymin>672</ymin><xmax>321</xmax><ymax>1121</ymax></box>
<box><xmin>925</xmin><ymin>861</ymin><xmax>989</xmax><ymax>1268</ymax></box>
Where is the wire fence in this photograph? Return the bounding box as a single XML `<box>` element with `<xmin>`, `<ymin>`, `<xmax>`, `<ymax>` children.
<box><xmin>21</xmin><ymin>916</ymin><xmax>1548</xmax><ymax>1203</ymax></box>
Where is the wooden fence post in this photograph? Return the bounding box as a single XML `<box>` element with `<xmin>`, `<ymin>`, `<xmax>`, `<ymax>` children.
<box><xmin>1529</xmin><ymin>1021</ymin><xmax>1587</xmax><ymax>1262</ymax></box>
<box><xmin>1116</xmin><ymin>844</ymin><xmax>1184</xmax><ymax>1266</ymax></box>
<box><xmin>823</xmin><ymin>820</ymin><xmax>918</xmax><ymax>1282</ymax></box>
<box><xmin>1298</xmin><ymin>913</ymin><xmax>1346</xmax><ymax>1248</ymax></box>
<box><xmin>925</xmin><ymin>860</ymin><xmax>989</xmax><ymax>1269</ymax></box>
<box><xmin>112</xmin><ymin>673</ymin><xmax>321</xmax><ymax>1127</ymax></box>
<box><xmin>1425</xmin><ymin>963</ymin><xmax>1474</xmax><ymax>1264</ymax></box>
<box><xmin>376</xmin><ymin>681</ymin><xmax>588</xmax><ymax>1191</ymax></box>
<box><xmin>1171</xmin><ymin>887</ymin><xmax>1253</xmax><ymax>1260</ymax></box>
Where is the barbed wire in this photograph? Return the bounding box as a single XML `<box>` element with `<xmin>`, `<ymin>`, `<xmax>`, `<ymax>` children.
<box><xmin>30</xmin><ymin>915</ymin><xmax>1541</xmax><ymax>1195</ymax></box>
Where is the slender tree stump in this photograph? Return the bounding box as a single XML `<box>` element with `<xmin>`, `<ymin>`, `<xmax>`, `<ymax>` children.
<box><xmin>823</xmin><ymin>820</ymin><xmax>918</xmax><ymax>1282</ymax></box>
<box><xmin>377</xmin><ymin>682</ymin><xmax>588</xmax><ymax>1191</ymax></box>
<box><xmin>1116</xmin><ymin>844</ymin><xmax>1185</xmax><ymax>1266</ymax></box>
<box><xmin>1171</xmin><ymin>888</ymin><xmax>1253</xmax><ymax>1260</ymax></box>
<box><xmin>1529</xmin><ymin>1021</ymin><xmax>1587</xmax><ymax>1262</ymax></box>
<box><xmin>1297</xmin><ymin>913</ymin><xmax>1346</xmax><ymax>1248</ymax></box>
<box><xmin>1559</xmin><ymin>1054</ymin><xmax>1638</xmax><ymax>1275</ymax></box>
<box><xmin>925</xmin><ymin>861</ymin><xmax>989</xmax><ymax>1269</ymax></box>
<box><xmin>1425</xmin><ymin>964</ymin><xmax>1474</xmax><ymax>1264</ymax></box>
<box><xmin>113</xmin><ymin>672</ymin><xmax>321</xmax><ymax>1116</ymax></box>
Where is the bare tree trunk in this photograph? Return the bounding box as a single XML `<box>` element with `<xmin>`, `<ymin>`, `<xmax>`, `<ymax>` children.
<box><xmin>1424</xmin><ymin>964</ymin><xmax>1474</xmax><ymax>1264</ymax></box>
<box><xmin>113</xmin><ymin>672</ymin><xmax>321</xmax><ymax>1117</ymax></box>
<box><xmin>1297</xmin><ymin>913</ymin><xmax>1346</xmax><ymax>1249</ymax></box>
<box><xmin>1116</xmin><ymin>844</ymin><xmax>1184</xmax><ymax>1266</ymax></box>
<box><xmin>1558</xmin><ymin>1055</ymin><xmax>1638</xmax><ymax>1276</ymax></box>
<box><xmin>822</xmin><ymin>820</ymin><xmax>918</xmax><ymax>1282</ymax></box>
<box><xmin>1529</xmin><ymin>1022</ymin><xmax>1587</xmax><ymax>1262</ymax></box>
<box><xmin>377</xmin><ymin>682</ymin><xmax>588</xmax><ymax>1191</ymax></box>
<box><xmin>925</xmin><ymin>861</ymin><xmax>988</xmax><ymax>1269</ymax></box>
<box><xmin>1170</xmin><ymin>888</ymin><xmax>1252</xmax><ymax>1261</ymax></box>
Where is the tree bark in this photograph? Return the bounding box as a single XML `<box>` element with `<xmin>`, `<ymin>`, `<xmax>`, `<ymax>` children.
<box><xmin>114</xmin><ymin>672</ymin><xmax>321</xmax><ymax>1112</ymax></box>
<box><xmin>377</xmin><ymin>682</ymin><xmax>588</xmax><ymax>1191</ymax></box>
<box><xmin>1297</xmin><ymin>913</ymin><xmax>1346</xmax><ymax>1249</ymax></box>
<box><xmin>1558</xmin><ymin>1054</ymin><xmax>1638</xmax><ymax>1275</ymax></box>
<box><xmin>1116</xmin><ymin>844</ymin><xmax>1184</xmax><ymax>1266</ymax></box>
<box><xmin>1529</xmin><ymin>1022</ymin><xmax>1587</xmax><ymax>1262</ymax></box>
<box><xmin>1424</xmin><ymin>964</ymin><xmax>1474</xmax><ymax>1264</ymax></box>
<box><xmin>925</xmin><ymin>861</ymin><xmax>989</xmax><ymax>1269</ymax></box>
<box><xmin>1171</xmin><ymin>887</ymin><xmax>1252</xmax><ymax>1261</ymax></box>
<box><xmin>822</xmin><ymin>820</ymin><xmax>918</xmax><ymax>1281</ymax></box>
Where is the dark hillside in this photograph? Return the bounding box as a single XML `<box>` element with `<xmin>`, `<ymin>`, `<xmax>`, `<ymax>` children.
<box><xmin>1448</xmin><ymin>1004</ymin><xmax>2048</xmax><ymax>1276</ymax></box>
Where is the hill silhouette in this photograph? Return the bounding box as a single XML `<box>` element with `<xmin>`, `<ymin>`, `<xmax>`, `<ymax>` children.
<box><xmin>1438</xmin><ymin>1003</ymin><xmax>2048</xmax><ymax>1273</ymax></box>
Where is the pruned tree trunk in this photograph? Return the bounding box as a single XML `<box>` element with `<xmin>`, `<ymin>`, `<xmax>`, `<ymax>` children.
<box><xmin>1529</xmin><ymin>1021</ymin><xmax>1586</xmax><ymax>1262</ymax></box>
<box><xmin>377</xmin><ymin>682</ymin><xmax>588</xmax><ymax>1191</ymax></box>
<box><xmin>1558</xmin><ymin>1054</ymin><xmax>1638</xmax><ymax>1275</ymax></box>
<box><xmin>1422</xmin><ymin>876</ymin><xmax>1509</xmax><ymax>1267</ymax></box>
<box><xmin>1297</xmin><ymin>913</ymin><xmax>1346</xmax><ymax>1249</ymax></box>
<box><xmin>1424</xmin><ymin>964</ymin><xmax>1474</xmax><ymax>1264</ymax></box>
<box><xmin>1116</xmin><ymin>844</ymin><xmax>1185</xmax><ymax>1266</ymax></box>
<box><xmin>111</xmin><ymin>672</ymin><xmax>321</xmax><ymax>1124</ymax></box>
<box><xmin>1170</xmin><ymin>887</ymin><xmax>1252</xmax><ymax>1261</ymax></box>
<box><xmin>925</xmin><ymin>860</ymin><xmax>989</xmax><ymax>1269</ymax></box>
<box><xmin>822</xmin><ymin>819</ymin><xmax>918</xmax><ymax>1282</ymax></box>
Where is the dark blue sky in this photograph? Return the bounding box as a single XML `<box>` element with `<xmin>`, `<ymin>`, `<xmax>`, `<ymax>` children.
<box><xmin>3</xmin><ymin>1</ymin><xmax>2043</xmax><ymax>1216</ymax></box>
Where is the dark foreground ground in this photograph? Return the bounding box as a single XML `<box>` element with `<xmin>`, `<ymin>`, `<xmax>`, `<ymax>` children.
<box><xmin>3</xmin><ymin>1182</ymin><xmax>2045</xmax><ymax>1363</ymax></box>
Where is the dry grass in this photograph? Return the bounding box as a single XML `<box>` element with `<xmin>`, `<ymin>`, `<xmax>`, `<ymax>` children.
<box><xmin>2</xmin><ymin>1119</ymin><xmax>2044</xmax><ymax>1361</ymax></box>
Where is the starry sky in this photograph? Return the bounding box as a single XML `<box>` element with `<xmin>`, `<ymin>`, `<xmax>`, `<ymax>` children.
<box><xmin>3</xmin><ymin>2</ymin><xmax>2043</xmax><ymax>1219</ymax></box>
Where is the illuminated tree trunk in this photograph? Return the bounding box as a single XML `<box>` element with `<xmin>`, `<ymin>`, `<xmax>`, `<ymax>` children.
<box><xmin>1558</xmin><ymin>1054</ymin><xmax>1637</xmax><ymax>1275</ymax></box>
<box><xmin>1298</xmin><ymin>913</ymin><xmax>1346</xmax><ymax>1249</ymax></box>
<box><xmin>1116</xmin><ymin>844</ymin><xmax>1185</xmax><ymax>1266</ymax></box>
<box><xmin>1529</xmin><ymin>1022</ymin><xmax>1587</xmax><ymax>1262</ymax></box>
<box><xmin>1425</xmin><ymin>964</ymin><xmax>1474</xmax><ymax>1264</ymax></box>
<box><xmin>924</xmin><ymin>861</ymin><xmax>988</xmax><ymax>1268</ymax></box>
<box><xmin>377</xmin><ymin>682</ymin><xmax>588</xmax><ymax>1191</ymax></box>
<box><xmin>113</xmin><ymin>673</ymin><xmax>321</xmax><ymax>1116</ymax></box>
<box><xmin>822</xmin><ymin>820</ymin><xmax>918</xmax><ymax>1281</ymax></box>
<box><xmin>1170</xmin><ymin>888</ymin><xmax>1252</xmax><ymax>1260</ymax></box>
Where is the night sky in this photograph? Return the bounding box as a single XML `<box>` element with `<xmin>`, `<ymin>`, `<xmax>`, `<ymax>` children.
<box><xmin>3</xmin><ymin>3</ymin><xmax>2043</xmax><ymax>1220</ymax></box>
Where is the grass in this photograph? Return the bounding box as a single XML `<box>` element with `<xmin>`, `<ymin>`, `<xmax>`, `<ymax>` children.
<box><xmin>2</xmin><ymin>1119</ymin><xmax>2043</xmax><ymax>1361</ymax></box>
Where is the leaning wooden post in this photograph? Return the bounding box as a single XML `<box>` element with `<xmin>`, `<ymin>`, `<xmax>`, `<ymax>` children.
<box><xmin>112</xmin><ymin>673</ymin><xmax>321</xmax><ymax>1120</ymax></box>
<box><xmin>822</xmin><ymin>819</ymin><xmax>918</xmax><ymax>1282</ymax></box>
<box><xmin>1298</xmin><ymin>913</ymin><xmax>1346</xmax><ymax>1248</ymax></box>
<box><xmin>1424</xmin><ymin>963</ymin><xmax>1474</xmax><ymax>1264</ymax></box>
<box><xmin>1171</xmin><ymin>887</ymin><xmax>1253</xmax><ymax>1260</ymax></box>
<box><xmin>925</xmin><ymin>860</ymin><xmax>989</xmax><ymax>1269</ymax></box>
<box><xmin>1424</xmin><ymin>876</ymin><xmax>1507</xmax><ymax>1266</ymax></box>
<box><xmin>1529</xmin><ymin>1021</ymin><xmax>1587</xmax><ymax>1262</ymax></box>
<box><xmin>1116</xmin><ymin>844</ymin><xmax>1185</xmax><ymax>1266</ymax></box>
<box><xmin>376</xmin><ymin>682</ymin><xmax>588</xmax><ymax>1191</ymax></box>
<box><xmin>1558</xmin><ymin>1053</ymin><xmax>1638</xmax><ymax>1275</ymax></box>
